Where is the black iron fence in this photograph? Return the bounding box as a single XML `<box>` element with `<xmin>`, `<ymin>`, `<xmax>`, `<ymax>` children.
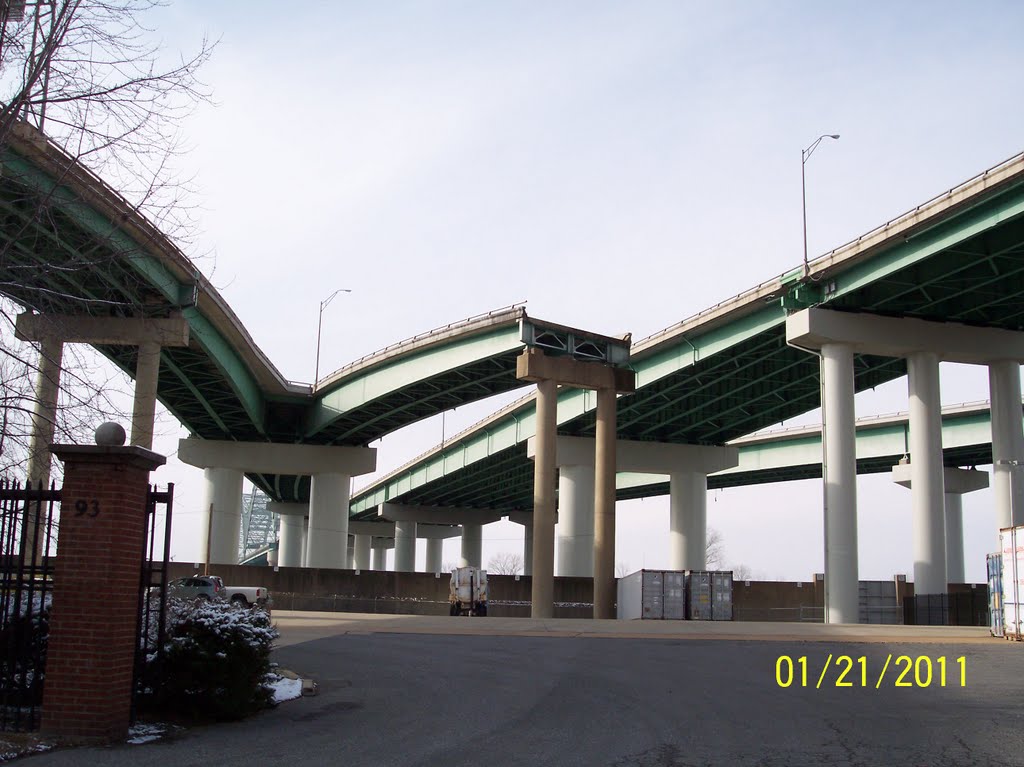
<box><xmin>133</xmin><ymin>484</ymin><xmax>173</xmax><ymax>719</ymax></box>
<box><xmin>0</xmin><ymin>479</ymin><xmax>58</xmax><ymax>732</ymax></box>
<box><xmin>903</xmin><ymin>590</ymin><xmax>990</xmax><ymax>627</ymax></box>
<box><xmin>0</xmin><ymin>479</ymin><xmax>174</xmax><ymax>731</ymax></box>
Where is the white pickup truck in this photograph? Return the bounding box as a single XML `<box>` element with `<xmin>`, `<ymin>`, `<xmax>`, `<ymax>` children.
<box><xmin>223</xmin><ymin>583</ymin><xmax>272</xmax><ymax>609</ymax></box>
<box><xmin>449</xmin><ymin>567</ymin><xmax>488</xmax><ymax>616</ymax></box>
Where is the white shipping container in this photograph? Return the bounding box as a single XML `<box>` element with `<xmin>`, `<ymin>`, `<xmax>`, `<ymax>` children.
<box><xmin>617</xmin><ymin>570</ymin><xmax>664</xmax><ymax>620</ymax></box>
<box><xmin>1000</xmin><ymin>525</ymin><xmax>1024</xmax><ymax>640</ymax></box>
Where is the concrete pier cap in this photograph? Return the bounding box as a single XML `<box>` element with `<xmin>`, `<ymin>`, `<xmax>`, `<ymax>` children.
<box><xmin>378</xmin><ymin>503</ymin><xmax>502</xmax><ymax>526</ymax></box>
<box><xmin>786</xmin><ymin>307</ymin><xmax>1024</xmax><ymax>363</ymax></box>
<box><xmin>526</xmin><ymin>435</ymin><xmax>738</xmax><ymax>474</ymax></box>
<box><xmin>178</xmin><ymin>438</ymin><xmax>376</xmax><ymax>475</ymax></box>
<box><xmin>891</xmin><ymin>464</ymin><xmax>990</xmax><ymax>494</ymax></box>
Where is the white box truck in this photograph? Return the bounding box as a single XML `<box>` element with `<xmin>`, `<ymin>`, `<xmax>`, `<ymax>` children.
<box><xmin>449</xmin><ymin>567</ymin><xmax>488</xmax><ymax>616</ymax></box>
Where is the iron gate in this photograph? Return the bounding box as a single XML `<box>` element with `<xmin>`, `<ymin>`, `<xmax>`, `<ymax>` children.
<box><xmin>0</xmin><ymin>479</ymin><xmax>58</xmax><ymax>732</ymax></box>
<box><xmin>0</xmin><ymin>479</ymin><xmax>174</xmax><ymax>731</ymax></box>
<box><xmin>133</xmin><ymin>483</ymin><xmax>173</xmax><ymax>719</ymax></box>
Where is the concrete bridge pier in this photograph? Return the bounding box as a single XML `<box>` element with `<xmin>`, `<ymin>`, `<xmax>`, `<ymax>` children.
<box><xmin>670</xmin><ymin>472</ymin><xmax>708</xmax><ymax>571</ymax></box>
<box><xmin>203</xmin><ymin>467</ymin><xmax>245</xmax><ymax>564</ymax></box>
<box><xmin>426</xmin><ymin>538</ymin><xmax>443</xmax><ymax>573</ymax></box>
<box><xmin>460</xmin><ymin>524</ymin><xmax>482</xmax><ymax>568</ymax></box>
<box><xmin>907</xmin><ymin>351</ymin><xmax>947</xmax><ymax>594</ymax></box>
<box><xmin>820</xmin><ymin>342</ymin><xmax>860</xmax><ymax>624</ymax></box>
<box><xmin>353</xmin><ymin>534</ymin><xmax>372</xmax><ymax>570</ymax></box>
<box><xmin>371</xmin><ymin>537</ymin><xmax>394</xmax><ymax>571</ymax></box>
<box><xmin>507</xmin><ymin>512</ymin><xmax>538</xmax><ymax>576</ymax></box>
<box><xmin>16</xmin><ymin>312</ymin><xmax>190</xmax><ymax>485</ymax></box>
<box><xmin>893</xmin><ymin>465</ymin><xmax>989</xmax><ymax>585</ymax></box>
<box><xmin>556</xmin><ymin>464</ymin><xmax>594</xmax><ymax>577</ymax></box>
<box><xmin>379</xmin><ymin>504</ymin><xmax>499</xmax><ymax>572</ymax></box>
<box><xmin>416</xmin><ymin>524</ymin><xmax>461</xmax><ymax>573</ymax></box>
<box><xmin>179</xmin><ymin>439</ymin><xmax>375</xmax><ymax>566</ymax></box>
<box><xmin>394</xmin><ymin>520</ymin><xmax>417</xmax><ymax>572</ymax></box>
<box><xmin>268</xmin><ymin>502</ymin><xmax>308</xmax><ymax>567</ymax></box>
<box><xmin>531</xmin><ymin>437</ymin><xmax>737</xmax><ymax>577</ymax></box>
<box><xmin>989</xmin><ymin>360</ymin><xmax>1024</xmax><ymax>531</ymax></box>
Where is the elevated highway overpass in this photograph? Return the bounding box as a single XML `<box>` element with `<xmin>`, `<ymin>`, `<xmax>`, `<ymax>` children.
<box><xmin>351</xmin><ymin>399</ymin><xmax>1002</xmax><ymax>511</ymax></box>
<box><xmin>4</xmin><ymin>119</ymin><xmax>1024</xmax><ymax>620</ymax></box>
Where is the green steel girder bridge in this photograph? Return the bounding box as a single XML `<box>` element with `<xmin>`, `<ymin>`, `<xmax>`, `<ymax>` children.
<box><xmin>0</xmin><ymin>123</ymin><xmax>549</xmax><ymax>501</ymax></box>
<box><xmin>3</xmin><ymin>119</ymin><xmax>1024</xmax><ymax>519</ymax></box>
<box><xmin>350</xmin><ymin>150</ymin><xmax>1024</xmax><ymax>517</ymax></box>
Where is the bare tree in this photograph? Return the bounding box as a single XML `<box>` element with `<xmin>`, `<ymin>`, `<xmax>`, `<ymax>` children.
<box><xmin>487</xmin><ymin>551</ymin><xmax>524</xmax><ymax>575</ymax></box>
<box><xmin>705</xmin><ymin>527</ymin><xmax>725</xmax><ymax>570</ymax></box>
<box><xmin>0</xmin><ymin>1</ymin><xmax>214</xmax><ymax>475</ymax></box>
<box><xmin>731</xmin><ymin>563</ymin><xmax>754</xmax><ymax>581</ymax></box>
<box><xmin>616</xmin><ymin>561</ymin><xmax>632</xmax><ymax>578</ymax></box>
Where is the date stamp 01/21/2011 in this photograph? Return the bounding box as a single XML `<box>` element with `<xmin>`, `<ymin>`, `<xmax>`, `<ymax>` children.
<box><xmin>775</xmin><ymin>655</ymin><xmax>967</xmax><ymax>689</ymax></box>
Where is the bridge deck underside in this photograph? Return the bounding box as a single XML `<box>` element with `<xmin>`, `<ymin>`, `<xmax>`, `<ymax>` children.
<box><xmin>355</xmin><ymin>195</ymin><xmax>1024</xmax><ymax>517</ymax></box>
<box><xmin>311</xmin><ymin>352</ymin><xmax>526</xmax><ymax>447</ymax></box>
<box><xmin>0</xmin><ymin>141</ymin><xmax>533</xmax><ymax>503</ymax></box>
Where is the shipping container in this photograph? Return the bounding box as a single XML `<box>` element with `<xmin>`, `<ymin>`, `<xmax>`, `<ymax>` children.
<box><xmin>617</xmin><ymin>570</ymin><xmax>664</xmax><ymax>620</ymax></box>
<box><xmin>663</xmin><ymin>571</ymin><xmax>687</xmax><ymax>620</ymax></box>
<box><xmin>999</xmin><ymin>525</ymin><xmax>1024</xmax><ymax>640</ymax></box>
<box><xmin>687</xmin><ymin>571</ymin><xmax>713</xmax><ymax>620</ymax></box>
<box><xmin>711</xmin><ymin>571</ymin><xmax>733</xmax><ymax>621</ymax></box>
<box><xmin>987</xmin><ymin>553</ymin><xmax>1003</xmax><ymax>638</ymax></box>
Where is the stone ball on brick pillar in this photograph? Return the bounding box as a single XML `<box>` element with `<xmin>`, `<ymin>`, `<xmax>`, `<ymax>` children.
<box><xmin>94</xmin><ymin>421</ymin><xmax>127</xmax><ymax>447</ymax></box>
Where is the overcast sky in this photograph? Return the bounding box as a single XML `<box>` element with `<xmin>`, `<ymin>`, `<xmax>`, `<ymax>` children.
<box><xmin>136</xmin><ymin>1</ymin><xmax>1024</xmax><ymax>582</ymax></box>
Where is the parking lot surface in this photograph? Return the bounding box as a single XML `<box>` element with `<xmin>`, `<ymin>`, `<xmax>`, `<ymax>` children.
<box><xmin>24</xmin><ymin>613</ymin><xmax>1024</xmax><ymax>767</ymax></box>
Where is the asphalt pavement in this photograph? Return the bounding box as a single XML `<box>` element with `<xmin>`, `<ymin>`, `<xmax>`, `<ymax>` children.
<box><xmin>22</xmin><ymin>612</ymin><xmax>1024</xmax><ymax>766</ymax></box>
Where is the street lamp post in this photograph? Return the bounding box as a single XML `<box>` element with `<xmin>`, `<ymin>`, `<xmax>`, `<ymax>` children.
<box><xmin>802</xmin><ymin>133</ymin><xmax>840</xmax><ymax>278</ymax></box>
<box><xmin>315</xmin><ymin>288</ymin><xmax>352</xmax><ymax>385</ymax></box>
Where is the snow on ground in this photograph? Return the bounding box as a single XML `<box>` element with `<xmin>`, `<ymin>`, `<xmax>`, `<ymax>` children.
<box><xmin>269</xmin><ymin>674</ymin><xmax>303</xmax><ymax>703</ymax></box>
<box><xmin>128</xmin><ymin>723</ymin><xmax>171</xmax><ymax>745</ymax></box>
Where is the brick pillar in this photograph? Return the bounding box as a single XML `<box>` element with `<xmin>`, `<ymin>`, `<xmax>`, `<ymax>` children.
<box><xmin>42</xmin><ymin>444</ymin><xmax>165</xmax><ymax>742</ymax></box>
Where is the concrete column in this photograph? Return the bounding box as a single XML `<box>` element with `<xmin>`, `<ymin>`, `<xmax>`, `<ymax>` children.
<box><xmin>531</xmin><ymin>378</ymin><xmax>558</xmax><ymax>618</ymax></box>
<box><xmin>907</xmin><ymin>352</ymin><xmax>946</xmax><ymax>594</ymax></box>
<box><xmin>269</xmin><ymin>502</ymin><xmax>307</xmax><ymax>568</ymax></box>
<box><xmin>130</xmin><ymin>341</ymin><xmax>161</xmax><ymax>450</ymax></box>
<box><xmin>353</xmin><ymin>534</ymin><xmax>372</xmax><ymax>570</ymax></box>
<box><xmin>426</xmin><ymin>538</ymin><xmax>443</xmax><ymax>573</ymax></box>
<box><xmin>394</xmin><ymin>520</ymin><xmax>417</xmax><ymax>572</ymax></box>
<box><xmin>523</xmin><ymin>522</ymin><xmax>533</xmax><ymax>576</ymax></box>
<box><xmin>895</xmin><ymin>464</ymin><xmax>987</xmax><ymax>587</ymax></box>
<box><xmin>201</xmin><ymin>467</ymin><xmax>244</xmax><ymax>565</ymax></box>
<box><xmin>278</xmin><ymin>514</ymin><xmax>305</xmax><ymax>568</ymax></box>
<box><xmin>25</xmin><ymin>336</ymin><xmax>63</xmax><ymax>488</ymax></box>
<box><xmin>306</xmin><ymin>472</ymin><xmax>350</xmax><ymax>569</ymax></box>
<box><xmin>821</xmin><ymin>343</ymin><xmax>858</xmax><ymax>624</ymax></box>
<box><xmin>460</xmin><ymin>524</ymin><xmax>482</xmax><ymax>568</ymax></box>
<box><xmin>301</xmin><ymin>518</ymin><xmax>309</xmax><ymax>567</ymax></box>
<box><xmin>372</xmin><ymin>540</ymin><xmax>388</xmax><ymax>571</ymax></box>
<box><xmin>556</xmin><ymin>465</ymin><xmax>594</xmax><ymax>577</ymax></box>
<box><xmin>669</xmin><ymin>471</ymin><xmax>707</xmax><ymax>570</ymax></box>
<box><xmin>989</xmin><ymin>360</ymin><xmax>1024</xmax><ymax>530</ymax></box>
<box><xmin>945</xmin><ymin>493</ymin><xmax>965</xmax><ymax>584</ymax></box>
<box><xmin>593</xmin><ymin>387</ymin><xmax>617</xmax><ymax>620</ymax></box>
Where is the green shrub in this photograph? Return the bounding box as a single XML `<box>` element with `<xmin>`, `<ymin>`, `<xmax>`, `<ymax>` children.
<box><xmin>153</xmin><ymin>598</ymin><xmax>278</xmax><ymax>721</ymax></box>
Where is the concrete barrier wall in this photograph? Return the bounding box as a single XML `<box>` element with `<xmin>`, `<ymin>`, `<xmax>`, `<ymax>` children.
<box><xmin>166</xmin><ymin>564</ymin><xmax>983</xmax><ymax>622</ymax></box>
<box><xmin>166</xmin><ymin>564</ymin><xmax>594</xmax><ymax>618</ymax></box>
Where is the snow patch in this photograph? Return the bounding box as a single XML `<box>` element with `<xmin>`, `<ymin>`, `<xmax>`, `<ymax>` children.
<box><xmin>268</xmin><ymin>674</ymin><xmax>303</xmax><ymax>703</ymax></box>
<box><xmin>127</xmin><ymin>723</ymin><xmax>172</xmax><ymax>745</ymax></box>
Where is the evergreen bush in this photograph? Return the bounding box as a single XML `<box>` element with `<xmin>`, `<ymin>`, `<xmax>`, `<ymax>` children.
<box><xmin>153</xmin><ymin>598</ymin><xmax>278</xmax><ymax>721</ymax></box>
